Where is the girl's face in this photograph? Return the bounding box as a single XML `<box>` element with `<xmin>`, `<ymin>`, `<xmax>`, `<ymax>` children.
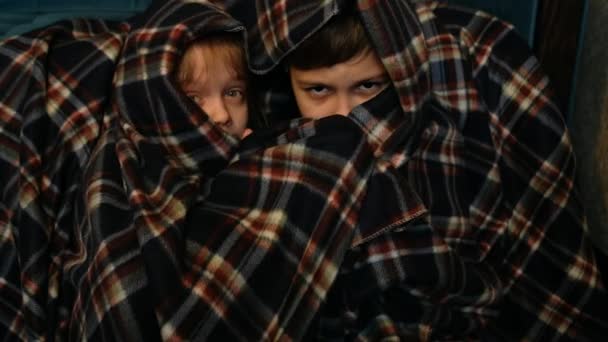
<box><xmin>179</xmin><ymin>45</ymin><xmax>249</xmax><ymax>138</ymax></box>
<box><xmin>289</xmin><ymin>50</ymin><xmax>389</xmax><ymax>119</ymax></box>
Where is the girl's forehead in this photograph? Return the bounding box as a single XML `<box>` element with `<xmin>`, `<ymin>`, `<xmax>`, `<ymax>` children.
<box><xmin>180</xmin><ymin>47</ymin><xmax>243</xmax><ymax>85</ymax></box>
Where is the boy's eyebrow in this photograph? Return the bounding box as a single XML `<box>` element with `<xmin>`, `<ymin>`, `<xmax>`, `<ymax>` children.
<box><xmin>292</xmin><ymin>73</ymin><xmax>389</xmax><ymax>86</ymax></box>
<box><xmin>292</xmin><ymin>80</ymin><xmax>327</xmax><ymax>86</ymax></box>
<box><xmin>350</xmin><ymin>75</ymin><xmax>389</xmax><ymax>86</ymax></box>
<box><xmin>359</xmin><ymin>74</ymin><xmax>389</xmax><ymax>81</ymax></box>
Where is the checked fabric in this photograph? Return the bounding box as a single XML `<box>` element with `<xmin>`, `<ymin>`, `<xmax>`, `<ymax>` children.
<box><xmin>0</xmin><ymin>0</ymin><xmax>607</xmax><ymax>340</ymax></box>
<box><xmin>226</xmin><ymin>0</ymin><xmax>608</xmax><ymax>340</ymax></box>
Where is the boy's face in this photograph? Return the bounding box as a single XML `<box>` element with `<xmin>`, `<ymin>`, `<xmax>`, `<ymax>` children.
<box><xmin>180</xmin><ymin>46</ymin><xmax>248</xmax><ymax>138</ymax></box>
<box><xmin>289</xmin><ymin>50</ymin><xmax>390</xmax><ymax>119</ymax></box>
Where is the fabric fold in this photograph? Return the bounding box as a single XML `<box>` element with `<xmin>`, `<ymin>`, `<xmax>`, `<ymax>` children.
<box><xmin>226</xmin><ymin>0</ymin><xmax>608</xmax><ymax>339</ymax></box>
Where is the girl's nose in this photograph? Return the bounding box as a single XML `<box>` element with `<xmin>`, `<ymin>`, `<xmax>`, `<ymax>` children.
<box><xmin>203</xmin><ymin>97</ymin><xmax>231</xmax><ymax>125</ymax></box>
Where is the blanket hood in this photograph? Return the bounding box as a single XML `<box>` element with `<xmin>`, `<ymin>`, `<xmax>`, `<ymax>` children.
<box><xmin>114</xmin><ymin>0</ymin><xmax>247</xmax><ymax>174</ymax></box>
<box><xmin>227</xmin><ymin>0</ymin><xmax>442</xmax><ymax>116</ymax></box>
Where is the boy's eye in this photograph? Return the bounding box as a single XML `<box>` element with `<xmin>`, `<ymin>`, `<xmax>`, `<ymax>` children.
<box><xmin>357</xmin><ymin>80</ymin><xmax>388</xmax><ymax>92</ymax></box>
<box><xmin>359</xmin><ymin>82</ymin><xmax>377</xmax><ymax>89</ymax></box>
<box><xmin>305</xmin><ymin>85</ymin><xmax>329</xmax><ymax>96</ymax></box>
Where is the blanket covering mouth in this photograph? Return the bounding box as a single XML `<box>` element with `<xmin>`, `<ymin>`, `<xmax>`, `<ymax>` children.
<box><xmin>228</xmin><ymin>0</ymin><xmax>608</xmax><ymax>340</ymax></box>
<box><xmin>0</xmin><ymin>0</ymin><xmax>413</xmax><ymax>340</ymax></box>
<box><xmin>0</xmin><ymin>1</ymin><xmax>373</xmax><ymax>341</ymax></box>
<box><xmin>0</xmin><ymin>0</ymin><xmax>607</xmax><ymax>341</ymax></box>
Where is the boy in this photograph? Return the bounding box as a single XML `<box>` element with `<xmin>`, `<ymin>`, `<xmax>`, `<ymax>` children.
<box><xmin>176</xmin><ymin>33</ymin><xmax>253</xmax><ymax>138</ymax></box>
<box><xmin>269</xmin><ymin>4</ymin><xmax>608</xmax><ymax>341</ymax></box>
<box><xmin>285</xmin><ymin>10</ymin><xmax>390</xmax><ymax>119</ymax></box>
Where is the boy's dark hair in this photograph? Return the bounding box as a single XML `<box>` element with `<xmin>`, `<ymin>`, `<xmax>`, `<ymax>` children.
<box><xmin>285</xmin><ymin>8</ymin><xmax>372</xmax><ymax>70</ymax></box>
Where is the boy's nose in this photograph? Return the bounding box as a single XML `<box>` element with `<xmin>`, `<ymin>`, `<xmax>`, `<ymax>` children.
<box><xmin>334</xmin><ymin>94</ymin><xmax>356</xmax><ymax>116</ymax></box>
<box><xmin>203</xmin><ymin>97</ymin><xmax>231</xmax><ymax>125</ymax></box>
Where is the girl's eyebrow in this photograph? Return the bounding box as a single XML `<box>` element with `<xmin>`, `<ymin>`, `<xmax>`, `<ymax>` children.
<box><xmin>226</xmin><ymin>79</ymin><xmax>247</xmax><ymax>86</ymax></box>
<box><xmin>180</xmin><ymin>84</ymin><xmax>198</xmax><ymax>91</ymax></box>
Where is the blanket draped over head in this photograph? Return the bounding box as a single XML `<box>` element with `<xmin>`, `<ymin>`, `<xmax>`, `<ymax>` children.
<box><xmin>0</xmin><ymin>0</ymin><xmax>371</xmax><ymax>340</ymax></box>
<box><xmin>225</xmin><ymin>0</ymin><xmax>608</xmax><ymax>340</ymax></box>
<box><xmin>0</xmin><ymin>1</ymin><xmax>606</xmax><ymax>342</ymax></box>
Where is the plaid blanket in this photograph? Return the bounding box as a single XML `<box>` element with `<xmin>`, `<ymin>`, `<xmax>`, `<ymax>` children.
<box><xmin>1</xmin><ymin>0</ymin><xmax>607</xmax><ymax>341</ymax></box>
<box><xmin>225</xmin><ymin>0</ymin><xmax>608</xmax><ymax>340</ymax></box>
<box><xmin>0</xmin><ymin>1</ymin><xmax>411</xmax><ymax>341</ymax></box>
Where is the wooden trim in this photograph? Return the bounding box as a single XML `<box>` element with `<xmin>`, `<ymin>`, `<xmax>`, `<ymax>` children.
<box><xmin>533</xmin><ymin>0</ymin><xmax>586</xmax><ymax>116</ymax></box>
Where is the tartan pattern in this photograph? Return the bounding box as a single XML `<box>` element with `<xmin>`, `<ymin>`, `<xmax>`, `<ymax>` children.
<box><xmin>0</xmin><ymin>0</ymin><xmax>607</xmax><ymax>341</ymax></box>
<box><xmin>225</xmin><ymin>0</ymin><xmax>608</xmax><ymax>340</ymax></box>
<box><xmin>0</xmin><ymin>0</ymin><xmax>412</xmax><ymax>340</ymax></box>
<box><xmin>0</xmin><ymin>17</ymin><xmax>128</xmax><ymax>341</ymax></box>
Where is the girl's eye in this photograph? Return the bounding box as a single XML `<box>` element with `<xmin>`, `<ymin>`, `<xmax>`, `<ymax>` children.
<box><xmin>188</xmin><ymin>94</ymin><xmax>201</xmax><ymax>103</ymax></box>
<box><xmin>225</xmin><ymin>88</ymin><xmax>244</xmax><ymax>98</ymax></box>
<box><xmin>225</xmin><ymin>89</ymin><xmax>246</xmax><ymax>105</ymax></box>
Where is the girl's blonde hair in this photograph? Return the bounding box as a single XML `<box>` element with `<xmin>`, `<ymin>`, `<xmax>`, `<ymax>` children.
<box><xmin>176</xmin><ymin>33</ymin><xmax>265</xmax><ymax>129</ymax></box>
<box><xmin>177</xmin><ymin>33</ymin><xmax>246</xmax><ymax>85</ymax></box>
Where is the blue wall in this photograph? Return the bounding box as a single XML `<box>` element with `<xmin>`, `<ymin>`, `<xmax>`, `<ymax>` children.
<box><xmin>0</xmin><ymin>0</ymin><xmax>152</xmax><ymax>38</ymax></box>
<box><xmin>1</xmin><ymin>0</ymin><xmax>540</xmax><ymax>43</ymax></box>
<box><xmin>448</xmin><ymin>0</ymin><xmax>539</xmax><ymax>46</ymax></box>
